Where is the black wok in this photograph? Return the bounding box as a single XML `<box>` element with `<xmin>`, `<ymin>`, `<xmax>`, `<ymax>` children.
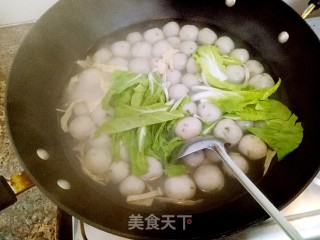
<box><xmin>5</xmin><ymin>0</ymin><xmax>320</xmax><ymax>239</ymax></box>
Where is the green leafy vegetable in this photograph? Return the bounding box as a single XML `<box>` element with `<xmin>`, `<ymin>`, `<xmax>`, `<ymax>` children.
<box><xmin>96</xmin><ymin>104</ymin><xmax>183</xmax><ymax>135</ymax></box>
<box><xmin>122</xmin><ymin>129</ymin><xmax>149</xmax><ymax>176</ymax></box>
<box><xmin>193</xmin><ymin>44</ymin><xmax>248</xmax><ymax>91</ymax></box>
<box><xmin>192</xmin><ymin>79</ymin><xmax>303</xmax><ymax>160</ymax></box>
<box><xmin>237</xmin><ymin>100</ymin><xmax>303</xmax><ymax>160</ymax></box>
<box><xmin>110</xmin><ymin>133</ymin><xmax>122</xmax><ymax>162</ymax></box>
<box><xmin>147</xmin><ymin>134</ymin><xmax>187</xmax><ymax>177</ymax></box>
<box><xmin>165</xmin><ymin>164</ymin><xmax>188</xmax><ymax>177</ymax></box>
<box><xmin>131</xmin><ymin>73</ymin><xmax>166</xmax><ymax>106</ymax></box>
<box><xmin>97</xmin><ymin>70</ymin><xmax>188</xmax><ymax>176</ymax></box>
<box><xmin>192</xmin><ymin>80</ymin><xmax>280</xmax><ymax>113</ymax></box>
<box><xmin>102</xmin><ymin>70</ymin><xmax>145</xmax><ymax>108</ymax></box>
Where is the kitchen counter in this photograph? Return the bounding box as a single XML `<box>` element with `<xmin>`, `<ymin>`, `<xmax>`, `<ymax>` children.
<box><xmin>0</xmin><ymin>23</ymin><xmax>57</xmax><ymax>240</ymax></box>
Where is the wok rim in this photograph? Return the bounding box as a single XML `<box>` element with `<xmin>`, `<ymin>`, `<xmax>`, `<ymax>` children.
<box><xmin>5</xmin><ymin>0</ymin><xmax>320</xmax><ymax>239</ymax></box>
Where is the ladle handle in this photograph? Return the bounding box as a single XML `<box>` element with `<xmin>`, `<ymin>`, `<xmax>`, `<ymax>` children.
<box><xmin>213</xmin><ymin>144</ymin><xmax>304</xmax><ymax>240</ymax></box>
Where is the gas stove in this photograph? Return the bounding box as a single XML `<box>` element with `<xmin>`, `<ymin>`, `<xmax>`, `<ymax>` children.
<box><xmin>72</xmin><ymin>16</ymin><xmax>320</xmax><ymax>240</ymax></box>
<box><xmin>73</xmin><ymin>173</ymin><xmax>320</xmax><ymax>239</ymax></box>
<box><xmin>73</xmin><ymin>171</ymin><xmax>320</xmax><ymax>239</ymax></box>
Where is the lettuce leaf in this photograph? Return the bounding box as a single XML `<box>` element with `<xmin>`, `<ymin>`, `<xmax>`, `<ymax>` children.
<box><xmin>165</xmin><ymin>164</ymin><xmax>188</xmax><ymax>177</ymax></box>
<box><xmin>120</xmin><ymin>124</ymin><xmax>187</xmax><ymax>176</ymax></box>
<box><xmin>234</xmin><ymin>99</ymin><xmax>291</xmax><ymax>121</ymax></box>
<box><xmin>131</xmin><ymin>73</ymin><xmax>166</xmax><ymax>106</ymax></box>
<box><xmin>110</xmin><ymin>133</ymin><xmax>123</xmax><ymax>162</ymax></box>
<box><xmin>237</xmin><ymin>100</ymin><xmax>303</xmax><ymax>160</ymax></box>
<box><xmin>246</xmin><ymin>115</ymin><xmax>303</xmax><ymax>160</ymax></box>
<box><xmin>102</xmin><ymin>70</ymin><xmax>145</xmax><ymax>108</ymax></box>
<box><xmin>147</xmin><ymin>98</ymin><xmax>190</xmax><ymax>176</ymax></box>
<box><xmin>192</xmin><ymin>80</ymin><xmax>280</xmax><ymax>113</ymax></box>
<box><xmin>103</xmin><ymin>70</ymin><xmax>166</xmax><ymax>109</ymax></box>
<box><xmin>193</xmin><ymin>44</ymin><xmax>248</xmax><ymax>91</ymax></box>
<box><xmin>122</xmin><ymin>129</ymin><xmax>149</xmax><ymax>176</ymax></box>
<box><xmin>97</xmin><ymin>70</ymin><xmax>189</xmax><ymax>176</ymax></box>
<box><xmin>96</xmin><ymin>104</ymin><xmax>183</xmax><ymax>135</ymax></box>
<box><xmin>192</xmin><ymin>79</ymin><xmax>303</xmax><ymax>160</ymax></box>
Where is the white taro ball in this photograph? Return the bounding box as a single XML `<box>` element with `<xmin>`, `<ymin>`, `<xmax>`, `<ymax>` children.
<box><xmin>226</xmin><ymin>65</ymin><xmax>246</xmax><ymax>84</ymax></box>
<box><xmin>193</xmin><ymin>165</ymin><xmax>224</xmax><ymax>192</ymax></box>
<box><xmin>215</xmin><ymin>36</ymin><xmax>235</xmax><ymax>54</ymax></box>
<box><xmin>278</xmin><ymin>31</ymin><xmax>289</xmax><ymax>43</ymax></box>
<box><xmin>181</xmin><ymin>73</ymin><xmax>201</xmax><ymax>88</ymax></box>
<box><xmin>84</xmin><ymin>148</ymin><xmax>111</xmax><ymax>175</ymax></box>
<box><xmin>68</xmin><ymin>115</ymin><xmax>95</xmax><ymax>140</ymax></box>
<box><xmin>141</xmin><ymin>156</ymin><xmax>163</xmax><ymax>181</ymax></box>
<box><xmin>77</xmin><ymin>68</ymin><xmax>103</xmax><ymax>88</ymax></box>
<box><xmin>152</xmin><ymin>40</ymin><xmax>172</xmax><ymax>57</ymax></box>
<box><xmin>238</xmin><ymin>134</ymin><xmax>267</xmax><ymax>160</ymax></box>
<box><xmin>197</xmin><ymin>27</ymin><xmax>217</xmax><ymax>44</ymax></box>
<box><xmin>213</xmin><ymin>119</ymin><xmax>243</xmax><ymax>146</ymax></box>
<box><xmin>168</xmin><ymin>84</ymin><xmax>189</xmax><ymax>100</ymax></box>
<box><xmin>179</xmin><ymin>25</ymin><xmax>199</xmax><ymax>41</ymax></box>
<box><xmin>183</xmin><ymin>150</ymin><xmax>205</xmax><ymax>167</ymax></box>
<box><xmin>92</xmin><ymin>48</ymin><xmax>112</xmax><ymax>63</ymax></box>
<box><xmin>248</xmin><ymin>73</ymin><xmax>275</xmax><ymax>89</ymax></box>
<box><xmin>230</xmin><ymin>48</ymin><xmax>249</xmax><ymax>63</ymax></box>
<box><xmin>175</xmin><ymin>116</ymin><xmax>202</xmax><ymax>140</ymax></box>
<box><xmin>90</xmin><ymin>105</ymin><xmax>108</xmax><ymax>126</ymax></box>
<box><xmin>182</xmin><ymin>102</ymin><xmax>198</xmax><ymax>115</ymax></box>
<box><xmin>126</xmin><ymin>32</ymin><xmax>143</xmax><ymax>43</ymax></box>
<box><xmin>163</xmin><ymin>21</ymin><xmax>180</xmax><ymax>37</ymax></box>
<box><xmin>129</xmin><ymin>58</ymin><xmax>150</xmax><ymax>74</ymax></box>
<box><xmin>186</xmin><ymin>57</ymin><xmax>201</xmax><ymax>73</ymax></box>
<box><xmin>197</xmin><ymin>102</ymin><xmax>222</xmax><ymax>122</ymax></box>
<box><xmin>144</xmin><ymin>28</ymin><xmax>164</xmax><ymax>44</ymax></box>
<box><xmin>73</xmin><ymin>102</ymin><xmax>89</xmax><ymax>116</ymax></box>
<box><xmin>179</xmin><ymin>41</ymin><xmax>198</xmax><ymax>56</ymax></box>
<box><xmin>108</xmin><ymin>161</ymin><xmax>130</xmax><ymax>184</ymax></box>
<box><xmin>88</xmin><ymin>135</ymin><xmax>111</xmax><ymax>148</ymax></box>
<box><xmin>119</xmin><ymin>175</ymin><xmax>146</xmax><ymax>196</ymax></box>
<box><xmin>72</xmin><ymin>68</ymin><xmax>104</xmax><ymax>102</ymax></box>
<box><xmin>173</xmin><ymin>53</ymin><xmax>188</xmax><ymax>70</ymax></box>
<box><xmin>167</xmin><ymin>37</ymin><xmax>181</xmax><ymax>48</ymax></box>
<box><xmin>166</xmin><ymin>69</ymin><xmax>182</xmax><ymax>85</ymax></box>
<box><xmin>164</xmin><ymin>175</ymin><xmax>196</xmax><ymax>200</ymax></box>
<box><xmin>245</xmin><ymin>60</ymin><xmax>264</xmax><ymax>76</ymax></box>
<box><xmin>225</xmin><ymin>0</ymin><xmax>236</xmax><ymax>7</ymax></box>
<box><xmin>131</xmin><ymin>41</ymin><xmax>152</xmax><ymax>58</ymax></box>
<box><xmin>222</xmin><ymin>153</ymin><xmax>249</xmax><ymax>177</ymax></box>
<box><xmin>110</xmin><ymin>41</ymin><xmax>131</xmax><ymax>57</ymax></box>
<box><xmin>205</xmin><ymin>149</ymin><xmax>222</xmax><ymax>163</ymax></box>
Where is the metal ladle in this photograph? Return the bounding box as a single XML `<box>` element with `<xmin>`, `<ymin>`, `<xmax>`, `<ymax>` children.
<box><xmin>172</xmin><ymin>136</ymin><xmax>304</xmax><ymax>240</ymax></box>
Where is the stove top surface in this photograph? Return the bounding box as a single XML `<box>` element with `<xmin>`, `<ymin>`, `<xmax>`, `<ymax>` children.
<box><xmin>73</xmin><ymin>172</ymin><xmax>320</xmax><ymax>240</ymax></box>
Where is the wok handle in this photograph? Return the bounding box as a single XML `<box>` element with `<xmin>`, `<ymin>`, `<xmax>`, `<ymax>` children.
<box><xmin>309</xmin><ymin>0</ymin><xmax>320</xmax><ymax>8</ymax></box>
<box><xmin>0</xmin><ymin>176</ymin><xmax>17</xmax><ymax>210</ymax></box>
<box><xmin>0</xmin><ymin>172</ymin><xmax>34</xmax><ymax>211</ymax></box>
<box><xmin>302</xmin><ymin>0</ymin><xmax>320</xmax><ymax>19</ymax></box>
